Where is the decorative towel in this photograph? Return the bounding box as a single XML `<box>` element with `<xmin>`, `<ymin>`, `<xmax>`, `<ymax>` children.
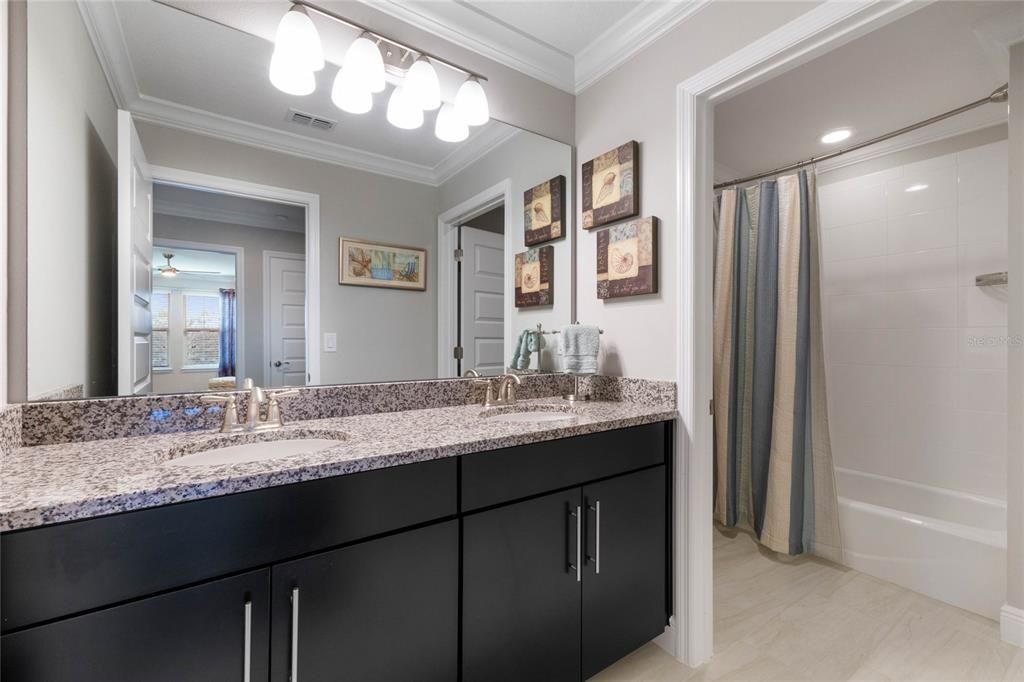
<box><xmin>558</xmin><ymin>325</ymin><xmax>600</xmax><ymax>374</ymax></box>
<box><xmin>509</xmin><ymin>330</ymin><xmax>544</xmax><ymax>370</ymax></box>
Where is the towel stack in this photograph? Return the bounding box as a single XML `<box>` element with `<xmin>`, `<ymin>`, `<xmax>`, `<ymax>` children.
<box><xmin>558</xmin><ymin>325</ymin><xmax>600</xmax><ymax>374</ymax></box>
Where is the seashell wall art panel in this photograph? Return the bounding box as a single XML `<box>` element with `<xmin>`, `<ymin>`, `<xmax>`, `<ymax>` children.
<box><xmin>581</xmin><ymin>140</ymin><xmax>639</xmax><ymax>229</ymax></box>
<box><xmin>514</xmin><ymin>245</ymin><xmax>554</xmax><ymax>308</ymax></box>
<box><xmin>597</xmin><ymin>216</ymin><xmax>657</xmax><ymax>299</ymax></box>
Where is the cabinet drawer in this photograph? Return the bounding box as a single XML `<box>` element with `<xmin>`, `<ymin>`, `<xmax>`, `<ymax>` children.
<box><xmin>2</xmin><ymin>569</ymin><xmax>270</xmax><ymax>682</ymax></box>
<box><xmin>461</xmin><ymin>422</ymin><xmax>668</xmax><ymax>511</ymax></box>
<box><xmin>2</xmin><ymin>457</ymin><xmax>456</xmax><ymax>632</ymax></box>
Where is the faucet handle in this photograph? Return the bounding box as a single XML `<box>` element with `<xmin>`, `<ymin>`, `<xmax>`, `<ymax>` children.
<box><xmin>266</xmin><ymin>388</ymin><xmax>299</xmax><ymax>399</ymax></box>
<box><xmin>200</xmin><ymin>393</ymin><xmax>237</xmax><ymax>405</ymax></box>
<box><xmin>200</xmin><ymin>394</ymin><xmax>240</xmax><ymax>433</ymax></box>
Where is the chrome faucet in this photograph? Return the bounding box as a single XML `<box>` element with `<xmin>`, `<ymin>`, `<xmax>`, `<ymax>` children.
<box><xmin>200</xmin><ymin>378</ymin><xmax>298</xmax><ymax>432</ymax></box>
<box><xmin>474</xmin><ymin>373</ymin><xmax>522</xmax><ymax>408</ymax></box>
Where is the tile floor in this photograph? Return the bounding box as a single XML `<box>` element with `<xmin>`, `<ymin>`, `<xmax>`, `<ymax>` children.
<box><xmin>593</xmin><ymin>528</ymin><xmax>1024</xmax><ymax>681</ymax></box>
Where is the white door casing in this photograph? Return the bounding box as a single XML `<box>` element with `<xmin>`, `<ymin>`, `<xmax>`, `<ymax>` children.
<box><xmin>117</xmin><ymin>110</ymin><xmax>153</xmax><ymax>395</ymax></box>
<box><xmin>459</xmin><ymin>226</ymin><xmax>505</xmax><ymax>375</ymax></box>
<box><xmin>264</xmin><ymin>251</ymin><xmax>306</xmax><ymax>388</ymax></box>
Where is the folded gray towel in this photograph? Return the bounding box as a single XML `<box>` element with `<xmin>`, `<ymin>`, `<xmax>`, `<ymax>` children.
<box><xmin>558</xmin><ymin>325</ymin><xmax>599</xmax><ymax>374</ymax></box>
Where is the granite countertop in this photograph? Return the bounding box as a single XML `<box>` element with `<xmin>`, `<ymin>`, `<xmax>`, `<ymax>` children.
<box><xmin>0</xmin><ymin>398</ymin><xmax>676</xmax><ymax>531</ymax></box>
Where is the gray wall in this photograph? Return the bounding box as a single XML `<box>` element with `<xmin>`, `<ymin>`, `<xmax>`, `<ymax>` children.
<box><xmin>440</xmin><ymin>131</ymin><xmax>573</xmax><ymax>371</ymax></box>
<box><xmin>1007</xmin><ymin>39</ymin><xmax>1024</xmax><ymax>623</ymax></box>
<box><xmin>25</xmin><ymin>0</ymin><xmax>117</xmax><ymax>400</ymax></box>
<box><xmin>153</xmin><ymin>214</ymin><xmax>306</xmax><ymax>387</ymax></box>
<box><xmin>573</xmin><ymin>1</ymin><xmax>817</xmax><ymax>380</ymax></box>
<box><xmin>137</xmin><ymin>122</ymin><xmax>440</xmax><ymax>385</ymax></box>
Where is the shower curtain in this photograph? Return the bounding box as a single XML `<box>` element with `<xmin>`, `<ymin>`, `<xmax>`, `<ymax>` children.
<box><xmin>713</xmin><ymin>170</ymin><xmax>842</xmax><ymax>558</ymax></box>
<box><xmin>218</xmin><ymin>288</ymin><xmax>237</xmax><ymax>378</ymax></box>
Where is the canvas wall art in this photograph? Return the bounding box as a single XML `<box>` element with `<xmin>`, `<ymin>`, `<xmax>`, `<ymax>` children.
<box><xmin>339</xmin><ymin>238</ymin><xmax>427</xmax><ymax>291</ymax></box>
<box><xmin>514</xmin><ymin>245</ymin><xmax>553</xmax><ymax>308</ymax></box>
<box><xmin>523</xmin><ymin>175</ymin><xmax>565</xmax><ymax>246</ymax></box>
<box><xmin>597</xmin><ymin>217</ymin><xmax>657</xmax><ymax>299</ymax></box>
<box><xmin>581</xmin><ymin>140</ymin><xmax>639</xmax><ymax>229</ymax></box>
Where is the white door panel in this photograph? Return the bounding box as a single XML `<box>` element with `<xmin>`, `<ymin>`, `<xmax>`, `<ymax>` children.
<box><xmin>267</xmin><ymin>254</ymin><xmax>307</xmax><ymax>388</ymax></box>
<box><xmin>460</xmin><ymin>226</ymin><xmax>505</xmax><ymax>376</ymax></box>
<box><xmin>118</xmin><ymin>110</ymin><xmax>154</xmax><ymax>395</ymax></box>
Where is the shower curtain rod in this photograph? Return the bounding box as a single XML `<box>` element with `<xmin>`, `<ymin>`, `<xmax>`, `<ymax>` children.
<box><xmin>713</xmin><ymin>84</ymin><xmax>1009</xmax><ymax>190</ymax></box>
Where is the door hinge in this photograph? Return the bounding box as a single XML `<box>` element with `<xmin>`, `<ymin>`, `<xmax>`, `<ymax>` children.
<box><xmin>709</xmin><ymin>399</ymin><xmax>714</xmax><ymax>416</ymax></box>
<box><xmin>453</xmin><ymin>346</ymin><xmax>464</xmax><ymax>360</ymax></box>
<box><xmin>454</xmin><ymin>247</ymin><xmax>464</xmax><ymax>262</ymax></box>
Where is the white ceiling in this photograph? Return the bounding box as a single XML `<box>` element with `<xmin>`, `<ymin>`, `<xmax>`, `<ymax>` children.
<box><xmin>82</xmin><ymin>0</ymin><xmax>522</xmax><ymax>185</ymax></box>
<box><xmin>713</xmin><ymin>1</ymin><xmax>1016</xmax><ymax>182</ymax></box>
<box><xmin>152</xmin><ymin>246</ymin><xmax>236</xmax><ymax>279</ymax></box>
<box><xmin>154</xmin><ymin>183</ymin><xmax>306</xmax><ymax>233</ymax></box>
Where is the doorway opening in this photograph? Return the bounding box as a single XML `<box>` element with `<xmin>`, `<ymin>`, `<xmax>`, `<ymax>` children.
<box><xmin>457</xmin><ymin>204</ymin><xmax>505</xmax><ymax>376</ymax></box>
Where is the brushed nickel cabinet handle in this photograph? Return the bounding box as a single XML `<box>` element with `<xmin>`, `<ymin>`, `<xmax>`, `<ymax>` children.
<box><xmin>568</xmin><ymin>505</ymin><xmax>582</xmax><ymax>582</ymax></box>
<box><xmin>243</xmin><ymin>599</ymin><xmax>252</xmax><ymax>682</ymax></box>
<box><xmin>588</xmin><ymin>500</ymin><xmax>601</xmax><ymax>574</ymax></box>
<box><xmin>290</xmin><ymin>587</ymin><xmax>300</xmax><ymax>681</ymax></box>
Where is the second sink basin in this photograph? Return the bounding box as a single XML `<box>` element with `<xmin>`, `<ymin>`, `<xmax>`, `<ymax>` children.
<box><xmin>165</xmin><ymin>429</ymin><xmax>347</xmax><ymax>467</ymax></box>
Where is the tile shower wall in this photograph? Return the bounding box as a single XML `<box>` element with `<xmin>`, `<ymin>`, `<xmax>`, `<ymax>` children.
<box><xmin>818</xmin><ymin>140</ymin><xmax>1009</xmax><ymax>500</ymax></box>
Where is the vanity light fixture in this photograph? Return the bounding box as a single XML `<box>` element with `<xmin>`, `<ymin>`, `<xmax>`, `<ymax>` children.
<box><xmin>269</xmin><ymin>1</ymin><xmax>489</xmax><ymax>139</ymax></box>
<box><xmin>435</xmin><ymin>103</ymin><xmax>469</xmax><ymax>142</ymax></box>
<box><xmin>387</xmin><ymin>84</ymin><xmax>424</xmax><ymax>130</ymax></box>
<box><xmin>455</xmin><ymin>77</ymin><xmax>490</xmax><ymax>126</ymax></box>
<box><xmin>820</xmin><ymin>128</ymin><xmax>852</xmax><ymax>145</ymax></box>
<box><xmin>905</xmin><ymin>184</ymin><xmax>929</xmax><ymax>192</ymax></box>
<box><xmin>406</xmin><ymin>56</ymin><xmax>441</xmax><ymax>111</ymax></box>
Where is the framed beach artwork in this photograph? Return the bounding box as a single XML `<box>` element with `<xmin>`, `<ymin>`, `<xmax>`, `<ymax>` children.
<box><xmin>581</xmin><ymin>140</ymin><xmax>639</xmax><ymax>229</ymax></box>
<box><xmin>597</xmin><ymin>216</ymin><xmax>657</xmax><ymax>299</ymax></box>
<box><xmin>523</xmin><ymin>175</ymin><xmax>566</xmax><ymax>246</ymax></box>
<box><xmin>339</xmin><ymin>237</ymin><xmax>427</xmax><ymax>291</ymax></box>
<box><xmin>514</xmin><ymin>245</ymin><xmax>553</xmax><ymax>308</ymax></box>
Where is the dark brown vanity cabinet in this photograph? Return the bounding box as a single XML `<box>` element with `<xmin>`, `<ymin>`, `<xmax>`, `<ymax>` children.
<box><xmin>462</xmin><ymin>465</ymin><xmax>668</xmax><ymax>682</ymax></box>
<box><xmin>1</xmin><ymin>421</ymin><xmax>671</xmax><ymax>682</ymax></box>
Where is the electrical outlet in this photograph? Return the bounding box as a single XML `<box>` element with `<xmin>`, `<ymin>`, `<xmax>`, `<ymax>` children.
<box><xmin>324</xmin><ymin>332</ymin><xmax>337</xmax><ymax>352</ymax></box>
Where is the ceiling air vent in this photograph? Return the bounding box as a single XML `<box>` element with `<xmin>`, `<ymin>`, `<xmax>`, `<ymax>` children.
<box><xmin>288</xmin><ymin>109</ymin><xmax>336</xmax><ymax>131</ymax></box>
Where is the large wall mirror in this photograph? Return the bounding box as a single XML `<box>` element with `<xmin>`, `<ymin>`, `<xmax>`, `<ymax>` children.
<box><xmin>19</xmin><ymin>0</ymin><xmax>574</xmax><ymax>401</ymax></box>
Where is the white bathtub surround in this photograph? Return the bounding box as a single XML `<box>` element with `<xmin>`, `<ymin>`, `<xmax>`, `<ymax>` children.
<box><xmin>836</xmin><ymin>467</ymin><xmax>1006</xmax><ymax>620</ymax></box>
<box><xmin>819</xmin><ymin>137</ymin><xmax>1010</xmax><ymax>622</ymax></box>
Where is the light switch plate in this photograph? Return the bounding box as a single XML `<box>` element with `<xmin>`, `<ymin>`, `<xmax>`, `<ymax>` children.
<box><xmin>324</xmin><ymin>332</ymin><xmax>337</xmax><ymax>352</ymax></box>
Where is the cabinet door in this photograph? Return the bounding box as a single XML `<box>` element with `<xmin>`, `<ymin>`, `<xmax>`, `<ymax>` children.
<box><xmin>463</xmin><ymin>488</ymin><xmax>582</xmax><ymax>682</ymax></box>
<box><xmin>582</xmin><ymin>466</ymin><xmax>667</xmax><ymax>679</ymax></box>
<box><xmin>1</xmin><ymin>569</ymin><xmax>270</xmax><ymax>682</ymax></box>
<box><xmin>270</xmin><ymin>520</ymin><xmax>458</xmax><ymax>682</ymax></box>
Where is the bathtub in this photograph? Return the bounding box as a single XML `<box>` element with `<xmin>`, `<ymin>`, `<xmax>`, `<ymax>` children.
<box><xmin>835</xmin><ymin>467</ymin><xmax>1006</xmax><ymax>620</ymax></box>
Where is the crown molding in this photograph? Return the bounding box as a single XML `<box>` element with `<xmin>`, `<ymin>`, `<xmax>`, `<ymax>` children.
<box><xmin>574</xmin><ymin>0</ymin><xmax>712</xmax><ymax>93</ymax></box>
<box><xmin>75</xmin><ymin>0</ymin><xmax>136</xmax><ymax>108</ymax></box>
<box><xmin>433</xmin><ymin>126</ymin><xmax>520</xmax><ymax>185</ymax></box>
<box><xmin>353</xmin><ymin>0</ymin><xmax>575</xmax><ymax>92</ymax></box>
<box><xmin>153</xmin><ymin>196</ymin><xmax>305</xmax><ymax>233</ymax></box>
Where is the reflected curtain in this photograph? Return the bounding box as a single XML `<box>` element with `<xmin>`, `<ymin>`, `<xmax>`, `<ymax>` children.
<box><xmin>218</xmin><ymin>288</ymin><xmax>237</xmax><ymax>378</ymax></box>
<box><xmin>713</xmin><ymin>171</ymin><xmax>842</xmax><ymax>559</ymax></box>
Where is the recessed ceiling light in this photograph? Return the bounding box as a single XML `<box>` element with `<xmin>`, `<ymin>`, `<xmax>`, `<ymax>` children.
<box><xmin>820</xmin><ymin>128</ymin><xmax>852</xmax><ymax>145</ymax></box>
<box><xmin>905</xmin><ymin>184</ymin><xmax>929</xmax><ymax>193</ymax></box>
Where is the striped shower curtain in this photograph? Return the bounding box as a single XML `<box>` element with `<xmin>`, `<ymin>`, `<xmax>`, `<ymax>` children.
<box><xmin>713</xmin><ymin>171</ymin><xmax>842</xmax><ymax>558</ymax></box>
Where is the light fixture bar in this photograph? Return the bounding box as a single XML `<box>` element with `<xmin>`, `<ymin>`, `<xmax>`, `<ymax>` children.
<box><xmin>292</xmin><ymin>0</ymin><xmax>489</xmax><ymax>82</ymax></box>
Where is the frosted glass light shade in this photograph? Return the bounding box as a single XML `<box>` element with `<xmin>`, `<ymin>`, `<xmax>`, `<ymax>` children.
<box><xmin>273</xmin><ymin>5</ymin><xmax>324</xmax><ymax>72</ymax></box>
<box><xmin>269</xmin><ymin>50</ymin><xmax>315</xmax><ymax>96</ymax></box>
<box><xmin>342</xmin><ymin>33</ymin><xmax>386</xmax><ymax>94</ymax></box>
<box><xmin>454</xmin><ymin>77</ymin><xmax>489</xmax><ymax>126</ymax></box>
<box><xmin>386</xmin><ymin>85</ymin><xmax>423</xmax><ymax>130</ymax></box>
<box><xmin>434</xmin><ymin>103</ymin><xmax>468</xmax><ymax>142</ymax></box>
<box><xmin>406</xmin><ymin>57</ymin><xmax>441</xmax><ymax>111</ymax></box>
<box><xmin>331</xmin><ymin>69</ymin><xmax>373</xmax><ymax>114</ymax></box>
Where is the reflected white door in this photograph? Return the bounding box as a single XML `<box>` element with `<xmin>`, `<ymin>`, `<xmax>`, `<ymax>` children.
<box><xmin>117</xmin><ymin>110</ymin><xmax>153</xmax><ymax>395</ymax></box>
<box><xmin>266</xmin><ymin>253</ymin><xmax>306</xmax><ymax>387</ymax></box>
<box><xmin>460</xmin><ymin>226</ymin><xmax>504</xmax><ymax>375</ymax></box>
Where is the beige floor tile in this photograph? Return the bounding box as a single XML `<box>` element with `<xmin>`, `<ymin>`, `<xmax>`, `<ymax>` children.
<box><xmin>592</xmin><ymin>527</ymin><xmax>1021</xmax><ymax>682</ymax></box>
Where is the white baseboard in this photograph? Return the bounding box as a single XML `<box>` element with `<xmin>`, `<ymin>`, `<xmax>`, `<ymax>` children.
<box><xmin>1002</xmin><ymin>604</ymin><xmax>1024</xmax><ymax>648</ymax></box>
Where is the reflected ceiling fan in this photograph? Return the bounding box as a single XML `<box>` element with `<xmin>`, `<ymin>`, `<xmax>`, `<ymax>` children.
<box><xmin>155</xmin><ymin>252</ymin><xmax>221</xmax><ymax>278</ymax></box>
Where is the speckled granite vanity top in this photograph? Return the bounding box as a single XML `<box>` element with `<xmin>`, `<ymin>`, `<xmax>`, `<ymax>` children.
<box><xmin>0</xmin><ymin>398</ymin><xmax>675</xmax><ymax>531</ymax></box>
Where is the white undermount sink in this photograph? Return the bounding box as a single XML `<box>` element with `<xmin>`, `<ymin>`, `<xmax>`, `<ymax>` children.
<box><xmin>480</xmin><ymin>405</ymin><xmax>579</xmax><ymax>424</ymax></box>
<box><xmin>165</xmin><ymin>430</ymin><xmax>346</xmax><ymax>467</ymax></box>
